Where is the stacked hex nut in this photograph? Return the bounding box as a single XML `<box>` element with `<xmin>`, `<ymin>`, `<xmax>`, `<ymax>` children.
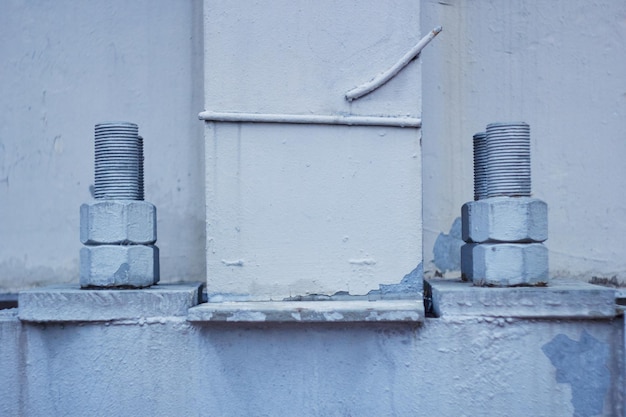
<box><xmin>79</xmin><ymin>122</ymin><xmax>159</xmax><ymax>288</ymax></box>
<box><xmin>461</xmin><ymin>198</ymin><xmax>548</xmax><ymax>285</ymax></box>
<box><xmin>461</xmin><ymin>123</ymin><xmax>549</xmax><ymax>286</ymax></box>
<box><xmin>462</xmin><ymin>197</ymin><xmax>547</xmax><ymax>243</ymax></box>
<box><xmin>80</xmin><ymin>201</ymin><xmax>156</xmax><ymax>245</ymax></box>
<box><xmin>80</xmin><ymin>201</ymin><xmax>159</xmax><ymax>288</ymax></box>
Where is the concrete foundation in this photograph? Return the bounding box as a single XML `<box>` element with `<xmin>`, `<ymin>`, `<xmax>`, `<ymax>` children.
<box><xmin>427</xmin><ymin>278</ymin><xmax>616</xmax><ymax>318</ymax></box>
<box><xmin>188</xmin><ymin>299</ymin><xmax>424</xmax><ymax>323</ymax></box>
<box><xmin>18</xmin><ymin>283</ymin><xmax>201</xmax><ymax>322</ymax></box>
<box><xmin>1</xmin><ymin>281</ymin><xmax>623</xmax><ymax>416</ymax></box>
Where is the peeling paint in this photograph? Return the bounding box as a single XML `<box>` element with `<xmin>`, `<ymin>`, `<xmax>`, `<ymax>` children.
<box><xmin>323</xmin><ymin>312</ymin><xmax>344</xmax><ymax>321</ymax></box>
<box><xmin>376</xmin><ymin>262</ymin><xmax>423</xmax><ymax>296</ymax></box>
<box><xmin>432</xmin><ymin>217</ymin><xmax>463</xmax><ymax>273</ymax></box>
<box><xmin>187</xmin><ymin>299</ymin><xmax>423</xmax><ymax>323</ymax></box>
<box><xmin>281</xmin><ymin>263</ymin><xmax>424</xmax><ymax>301</ymax></box>
<box><xmin>542</xmin><ymin>331</ymin><xmax>610</xmax><ymax>417</ymax></box>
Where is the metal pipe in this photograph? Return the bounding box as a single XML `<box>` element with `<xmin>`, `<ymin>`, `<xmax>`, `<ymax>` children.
<box><xmin>198</xmin><ymin>111</ymin><xmax>421</xmax><ymax>128</ymax></box>
<box><xmin>345</xmin><ymin>26</ymin><xmax>442</xmax><ymax>101</ymax></box>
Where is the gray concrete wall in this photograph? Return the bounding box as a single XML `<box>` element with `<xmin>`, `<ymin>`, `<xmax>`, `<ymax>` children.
<box><xmin>0</xmin><ymin>0</ymin><xmax>205</xmax><ymax>291</ymax></box>
<box><xmin>421</xmin><ymin>0</ymin><xmax>626</xmax><ymax>281</ymax></box>
<box><xmin>1</xmin><ymin>307</ymin><xmax>622</xmax><ymax>416</ymax></box>
<box><xmin>3</xmin><ymin>0</ymin><xmax>624</xmax><ymax>292</ymax></box>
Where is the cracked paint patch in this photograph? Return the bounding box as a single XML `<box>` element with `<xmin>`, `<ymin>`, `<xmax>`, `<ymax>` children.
<box><xmin>542</xmin><ymin>330</ymin><xmax>610</xmax><ymax>417</ymax></box>
<box><xmin>432</xmin><ymin>217</ymin><xmax>463</xmax><ymax>273</ymax></box>
<box><xmin>376</xmin><ymin>262</ymin><xmax>423</xmax><ymax>296</ymax></box>
<box><xmin>282</xmin><ymin>263</ymin><xmax>424</xmax><ymax>301</ymax></box>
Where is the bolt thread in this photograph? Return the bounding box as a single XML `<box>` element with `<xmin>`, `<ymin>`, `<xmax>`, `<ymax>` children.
<box><xmin>473</xmin><ymin>132</ymin><xmax>487</xmax><ymax>200</ymax></box>
<box><xmin>138</xmin><ymin>135</ymin><xmax>144</xmax><ymax>201</ymax></box>
<box><xmin>93</xmin><ymin>122</ymin><xmax>144</xmax><ymax>200</ymax></box>
<box><xmin>485</xmin><ymin>122</ymin><xmax>531</xmax><ymax>198</ymax></box>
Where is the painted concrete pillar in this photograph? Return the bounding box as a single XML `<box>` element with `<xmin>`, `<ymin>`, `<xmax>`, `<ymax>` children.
<box><xmin>202</xmin><ymin>1</ymin><xmax>426</xmax><ymax>300</ymax></box>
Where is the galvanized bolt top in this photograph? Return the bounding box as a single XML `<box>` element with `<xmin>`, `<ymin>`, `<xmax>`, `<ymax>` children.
<box><xmin>93</xmin><ymin>122</ymin><xmax>144</xmax><ymax>201</ymax></box>
<box><xmin>486</xmin><ymin>121</ymin><xmax>529</xmax><ymax>130</ymax></box>
<box><xmin>473</xmin><ymin>131</ymin><xmax>488</xmax><ymax>201</ymax></box>
<box><xmin>484</xmin><ymin>122</ymin><xmax>531</xmax><ymax>198</ymax></box>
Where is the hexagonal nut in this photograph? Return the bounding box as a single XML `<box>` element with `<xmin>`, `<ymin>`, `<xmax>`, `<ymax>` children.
<box><xmin>460</xmin><ymin>243</ymin><xmax>477</xmax><ymax>282</ymax></box>
<box><xmin>464</xmin><ymin>243</ymin><xmax>549</xmax><ymax>286</ymax></box>
<box><xmin>80</xmin><ymin>200</ymin><xmax>156</xmax><ymax>245</ymax></box>
<box><xmin>80</xmin><ymin>245</ymin><xmax>160</xmax><ymax>288</ymax></box>
<box><xmin>462</xmin><ymin>197</ymin><xmax>547</xmax><ymax>243</ymax></box>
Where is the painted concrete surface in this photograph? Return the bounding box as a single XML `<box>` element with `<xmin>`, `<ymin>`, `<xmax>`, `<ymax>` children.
<box><xmin>421</xmin><ymin>0</ymin><xmax>626</xmax><ymax>281</ymax></box>
<box><xmin>187</xmin><ymin>299</ymin><xmax>423</xmax><ymax>323</ymax></box>
<box><xmin>1</xmin><ymin>306</ymin><xmax>622</xmax><ymax>416</ymax></box>
<box><xmin>0</xmin><ymin>309</ymin><xmax>21</xmax><ymax>417</ymax></box>
<box><xmin>204</xmin><ymin>1</ymin><xmax>421</xmax><ymax>119</ymax></box>
<box><xmin>0</xmin><ymin>0</ymin><xmax>205</xmax><ymax>291</ymax></box>
<box><xmin>205</xmin><ymin>122</ymin><xmax>421</xmax><ymax>300</ymax></box>
<box><xmin>204</xmin><ymin>1</ymin><xmax>423</xmax><ymax>299</ymax></box>
<box><xmin>428</xmin><ymin>279</ymin><xmax>616</xmax><ymax>319</ymax></box>
<box><xmin>543</xmin><ymin>330</ymin><xmax>612</xmax><ymax>417</ymax></box>
<box><xmin>18</xmin><ymin>283</ymin><xmax>202</xmax><ymax>322</ymax></box>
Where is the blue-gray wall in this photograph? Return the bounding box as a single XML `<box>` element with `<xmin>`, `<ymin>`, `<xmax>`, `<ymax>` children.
<box><xmin>422</xmin><ymin>0</ymin><xmax>626</xmax><ymax>281</ymax></box>
<box><xmin>0</xmin><ymin>0</ymin><xmax>205</xmax><ymax>291</ymax></box>
<box><xmin>1</xmin><ymin>306</ymin><xmax>622</xmax><ymax>416</ymax></box>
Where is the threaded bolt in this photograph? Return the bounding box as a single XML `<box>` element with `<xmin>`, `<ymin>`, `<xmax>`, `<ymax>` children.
<box><xmin>93</xmin><ymin>122</ymin><xmax>144</xmax><ymax>200</ymax></box>
<box><xmin>473</xmin><ymin>131</ymin><xmax>487</xmax><ymax>201</ymax></box>
<box><xmin>485</xmin><ymin>122</ymin><xmax>531</xmax><ymax>198</ymax></box>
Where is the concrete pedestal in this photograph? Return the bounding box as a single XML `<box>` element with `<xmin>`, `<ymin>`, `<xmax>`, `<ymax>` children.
<box><xmin>18</xmin><ymin>283</ymin><xmax>202</xmax><ymax>322</ymax></box>
<box><xmin>427</xmin><ymin>278</ymin><xmax>616</xmax><ymax>318</ymax></box>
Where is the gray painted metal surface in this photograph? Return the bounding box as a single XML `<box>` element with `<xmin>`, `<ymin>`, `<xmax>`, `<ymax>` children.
<box><xmin>462</xmin><ymin>242</ymin><xmax>549</xmax><ymax>286</ymax></box>
<box><xmin>461</xmin><ymin>123</ymin><xmax>548</xmax><ymax>285</ymax></box>
<box><xmin>80</xmin><ymin>122</ymin><xmax>160</xmax><ymax>288</ymax></box>
<box><xmin>80</xmin><ymin>200</ymin><xmax>157</xmax><ymax>245</ymax></box>
<box><xmin>79</xmin><ymin>245</ymin><xmax>159</xmax><ymax>288</ymax></box>
<box><xmin>485</xmin><ymin>122</ymin><xmax>531</xmax><ymax>198</ymax></box>
<box><xmin>94</xmin><ymin>122</ymin><xmax>144</xmax><ymax>200</ymax></box>
<box><xmin>461</xmin><ymin>197</ymin><xmax>548</xmax><ymax>243</ymax></box>
<box><xmin>472</xmin><ymin>131</ymin><xmax>487</xmax><ymax>201</ymax></box>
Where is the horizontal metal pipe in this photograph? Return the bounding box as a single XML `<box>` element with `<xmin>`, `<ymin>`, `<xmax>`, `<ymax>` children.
<box><xmin>198</xmin><ymin>111</ymin><xmax>421</xmax><ymax>128</ymax></box>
